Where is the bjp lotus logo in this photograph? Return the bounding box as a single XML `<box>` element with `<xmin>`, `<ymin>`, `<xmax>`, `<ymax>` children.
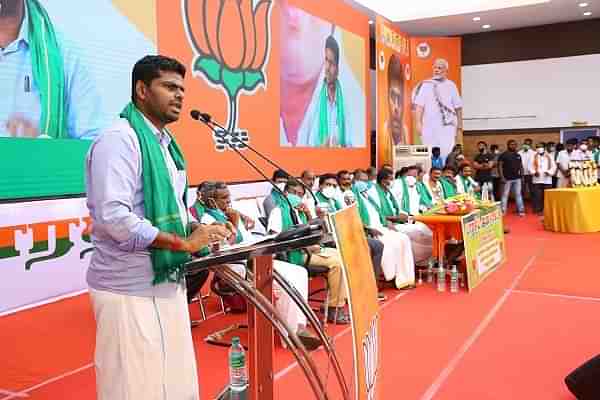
<box><xmin>183</xmin><ymin>0</ymin><xmax>273</xmax><ymax>151</ymax></box>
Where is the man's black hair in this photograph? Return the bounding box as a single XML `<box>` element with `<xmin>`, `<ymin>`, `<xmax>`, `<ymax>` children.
<box><xmin>325</xmin><ymin>35</ymin><xmax>340</xmax><ymax>66</ymax></box>
<box><xmin>132</xmin><ymin>55</ymin><xmax>186</xmax><ymax>103</ymax></box>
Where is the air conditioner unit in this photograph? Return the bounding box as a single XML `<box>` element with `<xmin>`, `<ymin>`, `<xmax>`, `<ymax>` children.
<box><xmin>394</xmin><ymin>145</ymin><xmax>432</xmax><ymax>172</ymax></box>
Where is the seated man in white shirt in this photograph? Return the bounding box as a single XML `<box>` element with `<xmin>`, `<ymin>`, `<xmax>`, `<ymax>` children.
<box><xmin>352</xmin><ymin>170</ymin><xmax>416</xmax><ymax>289</ymax></box>
<box><xmin>198</xmin><ymin>181</ymin><xmax>321</xmax><ymax>348</ymax></box>
<box><xmin>385</xmin><ymin>168</ymin><xmax>434</xmax><ymax>264</ymax></box>
<box><xmin>262</xmin><ymin>169</ymin><xmax>290</xmax><ymax>219</ymax></box>
<box><xmin>528</xmin><ymin>143</ymin><xmax>557</xmax><ymax>215</ymax></box>
<box><xmin>267</xmin><ymin>179</ymin><xmax>350</xmax><ymax>324</ymax></box>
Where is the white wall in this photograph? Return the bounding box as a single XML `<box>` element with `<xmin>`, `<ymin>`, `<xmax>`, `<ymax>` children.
<box><xmin>462</xmin><ymin>54</ymin><xmax>600</xmax><ymax>131</ymax></box>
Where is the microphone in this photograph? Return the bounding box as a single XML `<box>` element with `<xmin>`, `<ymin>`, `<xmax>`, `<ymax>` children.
<box><xmin>190</xmin><ymin>109</ymin><xmax>320</xmax><ymax>208</ymax></box>
<box><xmin>190</xmin><ymin>110</ymin><xmax>301</xmax><ymax>227</ymax></box>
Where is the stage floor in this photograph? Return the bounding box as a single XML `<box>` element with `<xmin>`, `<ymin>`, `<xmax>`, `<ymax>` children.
<box><xmin>1</xmin><ymin>212</ymin><xmax>599</xmax><ymax>399</ymax></box>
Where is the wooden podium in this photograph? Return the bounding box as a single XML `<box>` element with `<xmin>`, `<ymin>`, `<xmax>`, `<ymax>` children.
<box><xmin>185</xmin><ymin>231</ymin><xmax>343</xmax><ymax>400</ymax></box>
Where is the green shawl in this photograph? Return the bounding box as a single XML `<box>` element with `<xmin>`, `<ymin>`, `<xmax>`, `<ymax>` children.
<box><xmin>272</xmin><ymin>191</ymin><xmax>308</xmax><ymax>265</ymax></box>
<box><xmin>351</xmin><ymin>186</ymin><xmax>371</xmax><ymax>226</ymax></box>
<box><xmin>459</xmin><ymin>175</ymin><xmax>481</xmax><ymax>199</ymax></box>
<box><xmin>594</xmin><ymin>149</ymin><xmax>600</xmax><ymax>164</ymax></box>
<box><xmin>417</xmin><ymin>181</ymin><xmax>433</xmax><ymax>209</ymax></box>
<box><xmin>205</xmin><ymin>208</ymin><xmax>243</xmax><ymax>244</ymax></box>
<box><xmin>315</xmin><ymin>191</ymin><xmax>342</xmax><ymax>212</ymax></box>
<box><xmin>440</xmin><ymin>177</ymin><xmax>457</xmax><ymax>199</ymax></box>
<box><xmin>120</xmin><ymin>103</ymin><xmax>189</xmax><ymax>285</ymax></box>
<box><xmin>375</xmin><ymin>184</ymin><xmax>400</xmax><ymax>219</ymax></box>
<box><xmin>318</xmin><ymin>81</ymin><xmax>347</xmax><ymax>147</ymax></box>
<box><xmin>27</xmin><ymin>0</ymin><xmax>67</xmax><ymax>138</ymax></box>
<box><xmin>191</xmin><ymin>200</ymin><xmax>205</xmax><ymax>221</ymax></box>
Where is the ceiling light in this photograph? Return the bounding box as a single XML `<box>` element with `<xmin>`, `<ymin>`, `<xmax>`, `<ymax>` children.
<box><xmin>351</xmin><ymin>0</ymin><xmax>551</xmax><ymax>22</ymax></box>
<box><xmin>368</xmin><ymin>20</ymin><xmax>374</xmax><ymax>24</ymax></box>
<box><xmin>583</xmin><ymin>11</ymin><xmax>592</xmax><ymax>15</ymax></box>
<box><xmin>482</xmin><ymin>24</ymin><xmax>492</xmax><ymax>29</ymax></box>
<box><xmin>579</xmin><ymin>2</ymin><xmax>589</xmax><ymax>7</ymax></box>
<box><xmin>473</xmin><ymin>16</ymin><xmax>481</xmax><ymax>21</ymax></box>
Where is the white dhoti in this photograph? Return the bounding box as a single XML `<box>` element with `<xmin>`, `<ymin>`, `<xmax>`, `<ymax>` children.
<box><xmin>378</xmin><ymin>228</ymin><xmax>416</xmax><ymax>289</ymax></box>
<box><xmin>90</xmin><ymin>285</ymin><xmax>199</xmax><ymax>400</ymax></box>
<box><xmin>395</xmin><ymin>222</ymin><xmax>433</xmax><ymax>265</ymax></box>
<box><xmin>273</xmin><ymin>260</ymin><xmax>309</xmax><ymax>332</ymax></box>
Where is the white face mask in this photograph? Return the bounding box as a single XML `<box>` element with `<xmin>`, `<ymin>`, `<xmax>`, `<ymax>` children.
<box><xmin>275</xmin><ymin>182</ymin><xmax>286</xmax><ymax>192</ymax></box>
<box><xmin>580</xmin><ymin>144</ymin><xmax>588</xmax><ymax>151</ymax></box>
<box><xmin>537</xmin><ymin>148</ymin><xmax>545</xmax><ymax>154</ymax></box>
<box><xmin>405</xmin><ymin>176</ymin><xmax>417</xmax><ymax>187</ymax></box>
<box><xmin>321</xmin><ymin>186</ymin><xmax>336</xmax><ymax>199</ymax></box>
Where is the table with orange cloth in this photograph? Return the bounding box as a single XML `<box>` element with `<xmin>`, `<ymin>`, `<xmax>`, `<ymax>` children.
<box><xmin>544</xmin><ymin>187</ymin><xmax>600</xmax><ymax>233</ymax></box>
<box><xmin>414</xmin><ymin>214</ymin><xmax>464</xmax><ymax>264</ymax></box>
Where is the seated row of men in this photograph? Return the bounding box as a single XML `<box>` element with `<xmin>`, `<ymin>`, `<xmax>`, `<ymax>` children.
<box><xmin>187</xmin><ymin>165</ymin><xmax>468</xmax><ymax>349</ymax></box>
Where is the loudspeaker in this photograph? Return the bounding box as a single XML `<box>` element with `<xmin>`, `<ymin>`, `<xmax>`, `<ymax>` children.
<box><xmin>565</xmin><ymin>354</ymin><xmax>600</xmax><ymax>399</ymax></box>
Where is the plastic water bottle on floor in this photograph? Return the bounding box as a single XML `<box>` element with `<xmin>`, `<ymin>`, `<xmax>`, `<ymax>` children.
<box><xmin>427</xmin><ymin>258</ymin><xmax>435</xmax><ymax>284</ymax></box>
<box><xmin>450</xmin><ymin>265</ymin><xmax>459</xmax><ymax>293</ymax></box>
<box><xmin>229</xmin><ymin>337</ymin><xmax>248</xmax><ymax>399</ymax></box>
<box><xmin>437</xmin><ymin>263</ymin><xmax>446</xmax><ymax>292</ymax></box>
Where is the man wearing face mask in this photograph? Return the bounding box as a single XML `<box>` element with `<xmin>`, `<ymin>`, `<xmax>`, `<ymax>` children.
<box><xmin>556</xmin><ymin>139</ymin><xmax>578</xmax><ymax>188</ymax></box>
<box><xmin>316</xmin><ymin>173</ymin><xmax>343</xmax><ymax>212</ymax></box>
<box><xmin>199</xmin><ymin>182</ymin><xmax>321</xmax><ymax>349</ymax></box>
<box><xmin>546</xmin><ymin>142</ymin><xmax>558</xmax><ymax>188</ymax></box>
<box><xmin>370</xmin><ymin>168</ymin><xmax>433</xmax><ymax>265</ymax></box>
<box><xmin>267</xmin><ymin>179</ymin><xmax>349</xmax><ymax>324</ymax></box>
<box><xmin>473</xmin><ymin>141</ymin><xmax>495</xmax><ymax>199</ymax></box>
<box><xmin>528</xmin><ymin>143</ymin><xmax>556</xmax><ymax>215</ymax></box>
<box><xmin>518</xmin><ymin>138</ymin><xmax>536</xmax><ymax>202</ymax></box>
<box><xmin>572</xmin><ymin>139</ymin><xmax>593</xmax><ymax>161</ymax></box>
<box><xmin>351</xmin><ymin>171</ymin><xmax>416</xmax><ymax>289</ymax></box>
<box><xmin>262</xmin><ymin>169</ymin><xmax>289</xmax><ymax>220</ymax></box>
<box><xmin>413</xmin><ymin>58</ymin><xmax>463</xmax><ymax>158</ymax></box>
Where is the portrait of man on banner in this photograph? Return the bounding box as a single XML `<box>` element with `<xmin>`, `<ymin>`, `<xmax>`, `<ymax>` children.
<box><xmin>279</xmin><ymin>0</ymin><xmax>366</xmax><ymax>148</ymax></box>
<box><xmin>412</xmin><ymin>58</ymin><xmax>463</xmax><ymax>158</ymax></box>
<box><xmin>0</xmin><ymin>0</ymin><xmax>105</xmax><ymax>139</ymax></box>
<box><xmin>378</xmin><ymin>53</ymin><xmax>409</xmax><ymax>166</ymax></box>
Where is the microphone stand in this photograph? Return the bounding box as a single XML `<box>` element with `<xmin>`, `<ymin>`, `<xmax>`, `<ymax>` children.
<box><xmin>196</xmin><ymin>117</ymin><xmax>301</xmax><ymax>227</ymax></box>
<box><xmin>202</xmin><ymin>116</ymin><xmax>320</xmax><ymax>208</ymax></box>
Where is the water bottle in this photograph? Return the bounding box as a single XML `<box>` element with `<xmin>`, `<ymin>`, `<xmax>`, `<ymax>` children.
<box><xmin>481</xmin><ymin>182</ymin><xmax>489</xmax><ymax>202</ymax></box>
<box><xmin>450</xmin><ymin>265</ymin><xmax>459</xmax><ymax>293</ymax></box>
<box><xmin>229</xmin><ymin>337</ymin><xmax>248</xmax><ymax>399</ymax></box>
<box><xmin>426</xmin><ymin>258</ymin><xmax>435</xmax><ymax>284</ymax></box>
<box><xmin>437</xmin><ymin>263</ymin><xmax>446</xmax><ymax>292</ymax></box>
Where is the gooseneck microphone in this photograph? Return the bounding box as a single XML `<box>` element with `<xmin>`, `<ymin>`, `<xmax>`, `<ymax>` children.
<box><xmin>190</xmin><ymin>109</ymin><xmax>301</xmax><ymax>227</ymax></box>
<box><xmin>190</xmin><ymin>109</ymin><xmax>320</xmax><ymax>208</ymax></box>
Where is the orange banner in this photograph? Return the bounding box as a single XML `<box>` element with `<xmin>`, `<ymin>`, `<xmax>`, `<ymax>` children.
<box><xmin>330</xmin><ymin>206</ymin><xmax>380</xmax><ymax>400</ymax></box>
<box><xmin>410</xmin><ymin>37</ymin><xmax>462</xmax><ymax>156</ymax></box>
<box><xmin>375</xmin><ymin>16</ymin><xmax>412</xmax><ymax>167</ymax></box>
<box><xmin>157</xmin><ymin>0</ymin><xmax>370</xmax><ymax>185</ymax></box>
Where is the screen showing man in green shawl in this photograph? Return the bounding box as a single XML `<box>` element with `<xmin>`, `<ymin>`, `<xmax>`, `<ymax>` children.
<box><xmin>279</xmin><ymin>1</ymin><xmax>366</xmax><ymax>148</ymax></box>
<box><xmin>0</xmin><ymin>0</ymin><xmax>156</xmax><ymax>200</ymax></box>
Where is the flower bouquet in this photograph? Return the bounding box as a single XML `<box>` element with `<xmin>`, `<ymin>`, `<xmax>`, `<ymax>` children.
<box><xmin>443</xmin><ymin>197</ymin><xmax>476</xmax><ymax>215</ymax></box>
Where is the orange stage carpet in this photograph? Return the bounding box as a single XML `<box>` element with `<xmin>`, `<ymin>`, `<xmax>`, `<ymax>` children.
<box><xmin>1</xmin><ymin>214</ymin><xmax>599</xmax><ymax>399</ymax></box>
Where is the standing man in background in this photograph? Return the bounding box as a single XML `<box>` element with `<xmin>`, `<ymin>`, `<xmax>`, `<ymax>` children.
<box><xmin>529</xmin><ymin>142</ymin><xmax>556</xmax><ymax>215</ymax></box>
<box><xmin>499</xmin><ymin>140</ymin><xmax>525</xmax><ymax>216</ymax></box>
<box><xmin>85</xmin><ymin>55</ymin><xmax>232</xmax><ymax>400</ymax></box>
<box><xmin>518</xmin><ymin>138</ymin><xmax>536</xmax><ymax>202</ymax></box>
<box><xmin>413</xmin><ymin>58</ymin><xmax>463</xmax><ymax>158</ymax></box>
<box><xmin>473</xmin><ymin>141</ymin><xmax>495</xmax><ymax>199</ymax></box>
<box><xmin>556</xmin><ymin>139</ymin><xmax>577</xmax><ymax>188</ymax></box>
